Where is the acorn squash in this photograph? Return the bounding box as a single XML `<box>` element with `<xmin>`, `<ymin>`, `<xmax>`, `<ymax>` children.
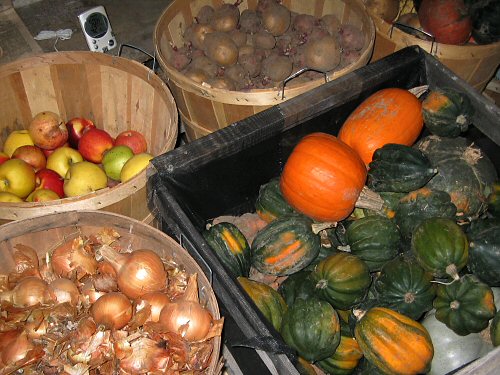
<box><xmin>491</xmin><ymin>311</ymin><xmax>500</xmax><ymax>347</ymax></box>
<box><xmin>411</xmin><ymin>217</ymin><xmax>468</xmax><ymax>280</ymax></box>
<box><xmin>317</xmin><ymin>335</ymin><xmax>364</xmax><ymax>375</ymax></box>
<box><xmin>311</xmin><ymin>252</ymin><xmax>372</xmax><ymax>310</ymax></box>
<box><xmin>255</xmin><ymin>177</ymin><xmax>295</xmax><ymax>223</ymax></box>
<box><xmin>203</xmin><ymin>222</ymin><xmax>251</xmax><ymax>277</ymax></box>
<box><xmin>251</xmin><ymin>214</ymin><xmax>321</xmax><ymax>276</ymax></box>
<box><xmin>433</xmin><ymin>274</ymin><xmax>496</xmax><ymax>336</ymax></box>
<box><xmin>367</xmin><ymin>143</ymin><xmax>437</xmax><ymax>193</ymax></box>
<box><xmin>467</xmin><ymin>218</ymin><xmax>500</xmax><ymax>286</ymax></box>
<box><xmin>280</xmin><ymin>297</ymin><xmax>341</xmax><ymax>362</ymax></box>
<box><xmin>278</xmin><ymin>270</ymin><xmax>318</xmax><ymax>306</ymax></box>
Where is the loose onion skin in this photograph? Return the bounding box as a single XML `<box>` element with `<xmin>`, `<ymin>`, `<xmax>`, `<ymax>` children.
<box><xmin>51</xmin><ymin>237</ymin><xmax>98</xmax><ymax>278</ymax></box>
<box><xmin>159</xmin><ymin>300</ymin><xmax>213</xmax><ymax>341</ymax></box>
<box><xmin>99</xmin><ymin>247</ymin><xmax>168</xmax><ymax>300</ymax></box>
<box><xmin>90</xmin><ymin>292</ymin><xmax>133</xmax><ymax>330</ymax></box>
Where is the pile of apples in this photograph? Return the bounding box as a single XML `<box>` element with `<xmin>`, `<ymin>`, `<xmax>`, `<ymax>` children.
<box><xmin>0</xmin><ymin>111</ymin><xmax>153</xmax><ymax>203</ymax></box>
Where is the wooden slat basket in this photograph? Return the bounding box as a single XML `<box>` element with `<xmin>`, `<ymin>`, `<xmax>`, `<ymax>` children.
<box><xmin>0</xmin><ymin>210</ymin><xmax>222</xmax><ymax>374</ymax></box>
<box><xmin>0</xmin><ymin>52</ymin><xmax>178</xmax><ymax>225</ymax></box>
<box><xmin>367</xmin><ymin>8</ymin><xmax>500</xmax><ymax>92</ymax></box>
<box><xmin>154</xmin><ymin>0</ymin><xmax>375</xmax><ymax>141</ymax></box>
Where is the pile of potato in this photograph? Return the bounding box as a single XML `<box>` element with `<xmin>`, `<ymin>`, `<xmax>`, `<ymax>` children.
<box><xmin>166</xmin><ymin>0</ymin><xmax>366</xmax><ymax>91</ymax></box>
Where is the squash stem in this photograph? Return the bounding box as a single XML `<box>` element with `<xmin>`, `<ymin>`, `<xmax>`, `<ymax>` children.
<box><xmin>355</xmin><ymin>186</ymin><xmax>384</xmax><ymax>213</ymax></box>
<box><xmin>311</xmin><ymin>222</ymin><xmax>336</xmax><ymax>234</ymax></box>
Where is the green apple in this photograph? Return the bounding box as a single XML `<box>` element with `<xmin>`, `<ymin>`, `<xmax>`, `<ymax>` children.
<box><xmin>3</xmin><ymin>130</ymin><xmax>34</xmax><ymax>157</ymax></box>
<box><xmin>0</xmin><ymin>192</ymin><xmax>24</xmax><ymax>202</ymax></box>
<box><xmin>26</xmin><ymin>188</ymin><xmax>60</xmax><ymax>202</ymax></box>
<box><xmin>46</xmin><ymin>146</ymin><xmax>84</xmax><ymax>178</ymax></box>
<box><xmin>0</xmin><ymin>159</ymin><xmax>36</xmax><ymax>198</ymax></box>
<box><xmin>120</xmin><ymin>153</ymin><xmax>154</xmax><ymax>182</ymax></box>
<box><xmin>63</xmin><ymin>161</ymin><xmax>107</xmax><ymax>197</ymax></box>
<box><xmin>102</xmin><ymin>145</ymin><xmax>134</xmax><ymax>181</ymax></box>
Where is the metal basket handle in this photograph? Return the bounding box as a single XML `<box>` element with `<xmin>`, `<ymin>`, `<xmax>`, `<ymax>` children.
<box><xmin>390</xmin><ymin>22</ymin><xmax>437</xmax><ymax>54</ymax></box>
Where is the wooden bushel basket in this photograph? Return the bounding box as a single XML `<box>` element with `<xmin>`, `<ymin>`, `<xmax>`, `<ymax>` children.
<box><xmin>154</xmin><ymin>0</ymin><xmax>375</xmax><ymax>141</ymax></box>
<box><xmin>0</xmin><ymin>210</ymin><xmax>222</xmax><ymax>373</ymax></box>
<box><xmin>368</xmin><ymin>9</ymin><xmax>500</xmax><ymax>92</ymax></box>
<box><xmin>0</xmin><ymin>52</ymin><xmax>178</xmax><ymax>225</ymax></box>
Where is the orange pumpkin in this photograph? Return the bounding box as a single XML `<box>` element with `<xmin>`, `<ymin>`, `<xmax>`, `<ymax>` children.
<box><xmin>338</xmin><ymin>88</ymin><xmax>423</xmax><ymax>165</ymax></box>
<box><xmin>280</xmin><ymin>132</ymin><xmax>367</xmax><ymax>222</ymax></box>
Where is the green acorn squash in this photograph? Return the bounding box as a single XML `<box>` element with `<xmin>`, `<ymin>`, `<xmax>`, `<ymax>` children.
<box><xmin>311</xmin><ymin>252</ymin><xmax>372</xmax><ymax>310</ymax></box>
<box><xmin>422</xmin><ymin>89</ymin><xmax>474</xmax><ymax>137</ymax></box>
<box><xmin>203</xmin><ymin>222</ymin><xmax>251</xmax><ymax>277</ymax></box>
<box><xmin>491</xmin><ymin>311</ymin><xmax>500</xmax><ymax>347</ymax></box>
<box><xmin>374</xmin><ymin>255</ymin><xmax>436</xmax><ymax>320</ymax></box>
<box><xmin>255</xmin><ymin>178</ymin><xmax>295</xmax><ymax>223</ymax></box>
<box><xmin>316</xmin><ymin>335</ymin><xmax>364</xmax><ymax>375</ymax></box>
<box><xmin>237</xmin><ymin>277</ymin><xmax>287</xmax><ymax>332</ymax></box>
<box><xmin>354</xmin><ymin>307</ymin><xmax>434</xmax><ymax>375</ymax></box>
<box><xmin>433</xmin><ymin>274</ymin><xmax>496</xmax><ymax>336</ymax></box>
<box><xmin>280</xmin><ymin>297</ymin><xmax>341</xmax><ymax>362</ymax></box>
<box><xmin>395</xmin><ymin>187</ymin><xmax>457</xmax><ymax>241</ymax></box>
<box><xmin>367</xmin><ymin>143</ymin><xmax>437</xmax><ymax>193</ymax></box>
<box><xmin>411</xmin><ymin>217</ymin><xmax>468</xmax><ymax>280</ymax></box>
<box><xmin>343</xmin><ymin>215</ymin><xmax>401</xmax><ymax>271</ymax></box>
<box><xmin>415</xmin><ymin>135</ymin><xmax>498</xmax><ymax>220</ymax></box>
<box><xmin>467</xmin><ymin>218</ymin><xmax>500</xmax><ymax>286</ymax></box>
<box><xmin>278</xmin><ymin>270</ymin><xmax>318</xmax><ymax>306</ymax></box>
<box><xmin>251</xmin><ymin>214</ymin><xmax>321</xmax><ymax>276</ymax></box>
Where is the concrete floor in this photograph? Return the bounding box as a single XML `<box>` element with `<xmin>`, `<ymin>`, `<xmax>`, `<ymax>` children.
<box><xmin>1</xmin><ymin>0</ymin><xmax>172</xmax><ymax>63</ymax></box>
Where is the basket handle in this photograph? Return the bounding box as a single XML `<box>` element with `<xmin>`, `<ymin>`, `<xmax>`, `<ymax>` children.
<box><xmin>118</xmin><ymin>43</ymin><xmax>158</xmax><ymax>70</ymax></box>
<box><xmin>280</xmin><ymin>67</ymin><xmax>329</xmax><ymax>100</ymax></box>
<box><xmin>390</xmin><ymin>22</ymin><xmax>437</xmax><ymax>54</ymax></box>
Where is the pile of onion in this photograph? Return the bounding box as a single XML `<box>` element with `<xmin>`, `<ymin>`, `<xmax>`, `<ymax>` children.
<box><xmin>0</xmin><ymin>228</ymin><xmax>223</xmax><ymax>374</ymax></box>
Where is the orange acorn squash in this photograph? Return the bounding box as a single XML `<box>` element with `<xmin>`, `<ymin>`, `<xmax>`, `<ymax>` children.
<box><xmin>338</xmin><ymin>88</ymin><xmax>423</xmax><ymax>165</ymax></box>
<box><xmin>354</xmin><ymin>307</ymin><xmax>434</xmax><ymax>375</ymax></box>
<box><xmin>280</xmin><ymin>132</ymin><xmax>367</xmax><ymax>222</ymax></box>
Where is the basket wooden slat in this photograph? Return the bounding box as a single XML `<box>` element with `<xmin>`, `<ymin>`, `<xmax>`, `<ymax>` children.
<box><xmin>154</xmin><ymin>0</ymin><xmax>375</xmax><ymax>141</ymax></box>
<box><xmin>0</xmin><ymin>52</ymin><xmax>179</xmax><ymax>225</ymax></box>
<box><xmin>369</xmin><ymin>10</ymin><xmax>500</xmax><ymax>92</ymax></box>
<box><xmin>0</xmin><ymin>210</ymin><xmax>222</xmax><ymax>374</ymax></box>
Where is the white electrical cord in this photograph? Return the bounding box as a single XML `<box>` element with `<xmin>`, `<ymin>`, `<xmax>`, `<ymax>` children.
<box><xmin>34</xmin><ymin>29</ymin><xmax>73</xmax><ymax>51</ymax></box>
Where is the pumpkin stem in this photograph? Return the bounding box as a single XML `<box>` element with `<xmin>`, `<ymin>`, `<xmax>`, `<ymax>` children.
<box><xmin>408</xmin><ymin>85</ymin><xmax>429</xmax><ymax>98</ymax></box>
<box><xmin>404</xmin><ymin>292</ymin><xmax>416</xmax><ymax>304</ymax></box>
<box><xmin>311</xmin><ymin>222</ymin><xmax>337</xmax><ymax>234</ymax></box>
<box><xmin>463</xmin><ymin>144</ymin><xmax>482</xmax><ymax>166</ymax></box>
<box><xmin>319</xmin><ymin>230</ymin><xmax>332</xmax><ymax>248</ymax></box>
<box><xmin>337</xmin><ymin>245</ymin><xmax>351</xmax><ymax>253</ymax></box>
<box><xmin>315</xmin><ymin>279</ymin><xmax>328</xmax><ymax>290</ymax></box>
<box><xmin>446</xmin><ymin>264</ymin><xmax>460</xmax><ymax>281</ymax></box>
<box><xmin>355</xmin><ymin>186</ymin><xmax>384</xmax><ymax>213</ymax></box>
<box><xmin>352</xmin><ymin>308</ymin><xmax>366</xmax><ymax>321</ymax></box>
<box><xmin>450</xmin><ymin>300</ymin><xmax>460</xmax><ymax>310</ymax></box>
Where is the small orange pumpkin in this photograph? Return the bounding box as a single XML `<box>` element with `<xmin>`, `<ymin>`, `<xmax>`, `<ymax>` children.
<box><xmin>280</xmin><ymin>132</ymin><xmax>367</xmax><ymax>222</ymax></box>
<box><xmin>338</xmin><ymin>88</ymin><xmax>423</xmax><ymax>165</ymax></box>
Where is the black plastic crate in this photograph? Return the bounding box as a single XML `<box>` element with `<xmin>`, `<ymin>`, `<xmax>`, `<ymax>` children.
<box><xmin>148</xmin><ymin>46</ymin><xmax>500</xmax><ymax>374</ymax></box>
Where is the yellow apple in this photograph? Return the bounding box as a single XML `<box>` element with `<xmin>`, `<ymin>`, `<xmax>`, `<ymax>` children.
<box><xmin>63</xmin><ymin>161</ymin><xmax>107</xmax><ymax>197</ymax></box>
<box><xmin>0</xmin><ymin>192</ymin><xmax>24</xmax><ymax>202</ymax></box>
<box><xmin>102</xmin><ymin>145</ymin><xmax>134</xmax><ymax>181</ymax></box>
<box><xmin>26</xmin><ymin>188</ymin><xmax>60</xmax><ymax>202</ymax></box>
<box><xmin>120</xmin><ymin>153</ymin><xmax>154</xmax><ymax>182</ymax></box>
<box><xmin>3</xmin><ymin>130</ymin><xmax>34</xmax><ymax>157</ymax></box>
<box><xmin>46</xmin><ymin>147</ymin><xmax>84</xmax><ymax>178</ymax></box>
<box><xmin>0</xmin><ymin>159</ymin><xmax>36</xmax><ymax>198</ymax></box>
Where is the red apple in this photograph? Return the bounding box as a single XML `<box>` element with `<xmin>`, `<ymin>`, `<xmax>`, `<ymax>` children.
<box><xmin>28</xmin><ymin>111</ymin><xmax>69</xmax><ymax>150</ymax></box>
<box><xmin>66</xmin><ymin>117</ymin><xmax>96</xmax><ymax>149</ymax></box>
<box><xmin>78</xmin><ymin>128</ymin><xmax>114</xmax><ymax>164</ymax></box>
<box><xmin>114</xmin><ymin>130</ymin><xmax>148</xmax><ymax>154</ymax></box>
<box><xmin>43</xmin><ymin>142</ymin><xmax>69</xmax><ymax>158</ymax></box>
<box><xmin>35</xmin><ymin>168</ymin><xmax>64</xmax><ymax>198</ymax></box>
<box><xmin>12</xmin><ymin>145</ymin><xmax>46</xmax><ymax>172</ymax></box>
<box><xmin>0</xmin><ymin>152</ymin><xmax>9</xmax><ymax>165</ymax></box>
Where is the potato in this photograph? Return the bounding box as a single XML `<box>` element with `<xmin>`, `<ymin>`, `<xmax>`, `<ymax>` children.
<box><xmin>304</xmin><ymin>35</ymin><xmax>341</xmax><ymax>71</ymax></box>
<box><xmin>238</xmin><ymin>50</ymin><xmax>262</xmax><ymax>78</ymax></box>
<box><xmin>228</xmin><ymin>29</ymin><xmax>248</xmax><ymax>48</ymax></box>
<box><xmin>165</xmin><ymin>44</ymin><xmax>191</xmax><ymax>71</ymax></box>
<box><xmin>225</xmin><ymin>64</ymin><xmax>249</xmax><ymax>90</ymax></box>
<box><xmin>207</xmin><ymin>77</ymin><xmax>237</xmax><ymax>91</ymax></box>
<box><xmin>240</xmin><ymin>9</ymin><xmax>261</xmax><ymax>34</ymax></box>
<box><xmin>365</xmin><ymin>0</ymin><xmax>400</xmax><ymax>22</ymax></box>
<box><xmin>292</xmin><ymin>14</ymin><xmax>316</xmax><ymax>35</ymax></box>
<box><xmin>182</xmin><ymin>67</ymin><xmax>210</xmax><ymax>84</ymax></box>
<box><xmin>262</xmin><ymin>3</ymin><xmax>291</xmax><ymax>36</ymax></box>
<box><xmin>190</xmin><ymin>55</ymin><xmax>218</xmax><ymax>78</ymax></box>
<box><xmin>184</xmin><ymin>23</ymin><xmax>214</xmax><ymax>51</ymax></box>
<box><xmin>196</xmin><ymin>5</ymin><xmax>215</xmax><ymax>25</ymax></box>
<box><xmin>339</xmin><ymin>24</ymin><xmax>365</xmax><ymax>51</ymax></box>
<box><xmin>253</xmin><ymin>30</ymin><xmax>277</xmax><ymax>50</ymax></box>
<box><xmin>211</xmin><ymin>3</ymin><xmax>240</xmax><ymax>32</ymax></box>
<box><xmin>203</xmin><ymin>32</ymin><xmax>239</xmax><ymax>66</ymax></box>
<box><xmin>339</xmin><ymin>49</ymin><xmax>361</xmax><ymax>69</ymax></box>
<box><xmin>320</xmin><ymin>14</ymin><xmax>341</xmax><ymax>36</ymax></box>
<box><xmin>261</xmin><ymin>54</ymin><xmax>293</xmax><ymax>82</ymax></box>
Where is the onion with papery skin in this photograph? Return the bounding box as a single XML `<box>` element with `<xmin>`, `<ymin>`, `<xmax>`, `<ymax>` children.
<box><xmin>119</xmin><ymin>337</ymin><xmax>170</xmax><ymax>373</ymax></box>
<box><xmin>51</xmin><ymin>237</ymin><xmax>98</xmax><ymax>279</ymax></box>
<box><xmin>0</xmin><ymin>276</ymin><xmax>52</xmax><ymax>307</ymax></box>
<box><xmin>90</xmin><ymin>292</ymin><xmax>133</xmax><ymax>330</ymax></box>
<box><xmin>159</xmin><ymin>300</ymin><xmax>213</xmax><ymax>341</ymax></box>
<box><xmin>49</xmin><ymin>277</ymin><xmax>80</xmax><ymax>306</ymax></box>
<box><xmin>99</xmin><ymin>246</ymin><xmax>168</xmax><ymax>299</ymax></box>
<box><xmin>1</xmin><ymin>331</ymin><xmax>35</xmax><ymax>365</ymax></box>
<box><xmin>138</xmin><ymin>291</ymin><xmax>171</xmax><ymax>322</ymax></box>
<box><xmin>80</xmin><ymin>278</ymin><xmax>105</xmax><ymax>304</ymax></box>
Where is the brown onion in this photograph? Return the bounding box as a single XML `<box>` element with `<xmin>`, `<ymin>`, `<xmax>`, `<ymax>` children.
<box><xmin>80</xmin><ymin>278</ymin><xmax>106</xmax><ymax>304</ymax></box>
<box><xmin>158</xmin><ymin>300</ymin><xmax>213</xmax><ymax>341</ymax></box>
<box><xmin>90</xmin><ymin>292</ymin><xmax>133</xmax><ymax>330</ymax></box>
<box><xmin>138</xmin><ymin>292</ymin><xmax>171</xmax><ymax>322</ymax></box>
<box><xmin>0</xmin><ymin>276</ymin><xmax>52</xmax><ymax>307</ymax></box>
<box><xmin>99</xmin><ymin>247</ymin><xmax>167</xmax><ymax>299</ymax></box>
<box><xmin>1</xmin><ymin>331</ymin><xmax>34</xmax><ymax>365</ymax></box>
<box><xmin>51</xmin><ymin>237</ymin><xmax>98</xmax><ymax>278</ymax></box>
<box><xmin>49</xmin><ymin>277</ymin><xmax>80</xmax><ymax>306</ymax></box>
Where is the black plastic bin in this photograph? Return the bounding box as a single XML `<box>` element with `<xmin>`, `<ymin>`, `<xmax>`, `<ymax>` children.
<box><xmin>148</xmin><ymin>46</ymin><xmax>500</xmax><ymax>374</ymax></box>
